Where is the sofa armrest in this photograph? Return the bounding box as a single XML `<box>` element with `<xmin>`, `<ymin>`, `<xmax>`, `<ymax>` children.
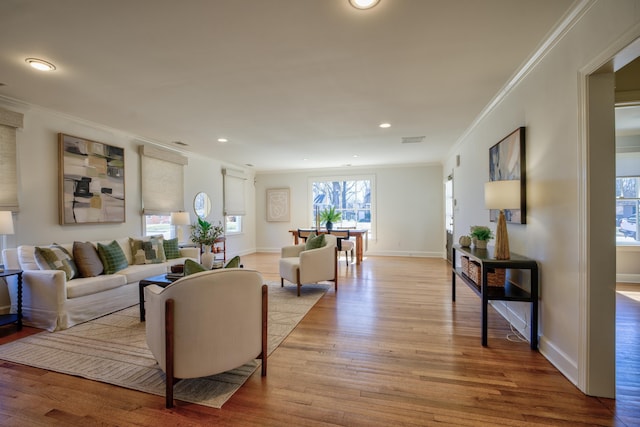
<box><xmin>20</xmin><ymin>270</ymin><xmax>68</xmax><ymax>309</ymax></box>
<box><xmin>281</xmin><ymin>244</ymin><xmax>305</xmax><ymax>258</ymax></box>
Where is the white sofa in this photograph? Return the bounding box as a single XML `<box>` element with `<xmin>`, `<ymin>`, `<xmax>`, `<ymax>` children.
<box><xmin>2</xmin><ymin>237</ymin><xmax>199</xmax><ymax>331</ymax></box>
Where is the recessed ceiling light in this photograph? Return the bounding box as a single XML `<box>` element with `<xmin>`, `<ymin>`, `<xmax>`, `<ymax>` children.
<box><xmin>217</xmin><ymin>138</ymin><xmax>228</xmax><ymax>143</ymax></box>
<box><xmin>353</xmin><ymin>154</ymin><xmax>359</xmax><ymax>158</ymax></box>
<box><xmin>379</xmin><ymin>123</ymin><xmax>391</xmax><ymax>128</ymax></box>
<box><xmin>25</xmin><ymin>58</ymin><xmax>56</xmax><ymax>71</ymax></box>
<box><xmin>349</xmin><ymin>0</ymin><xmax>380</xmax><ymax>10</ymax></box>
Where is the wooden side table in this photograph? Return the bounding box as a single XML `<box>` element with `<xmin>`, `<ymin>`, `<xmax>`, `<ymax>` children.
<box><xmin>0</xmin><ymin>269</ymin><xmax>23</xmax><ymax>330</ymax></box>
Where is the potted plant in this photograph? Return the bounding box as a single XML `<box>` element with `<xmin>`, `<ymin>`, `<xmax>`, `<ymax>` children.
<box><xmin>319</xmin><ymin>206</ymin><xmax>341</xmax><ymax>231</ymax></box>
<box><xmin>469</xmin><ymin>225</ymin><xmax>493</xmax><ymax>249</ymax></box>
<box><xmin>190</xmin><ymin>217</ymin><xmax>224</xmax><ymax>248</ymax></box>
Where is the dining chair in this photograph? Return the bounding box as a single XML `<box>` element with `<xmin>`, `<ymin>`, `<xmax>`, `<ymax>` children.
<box><xmin>330</xmin><ymin>229</ymin><xmax>355</xmax><ymax>266</ymax></box>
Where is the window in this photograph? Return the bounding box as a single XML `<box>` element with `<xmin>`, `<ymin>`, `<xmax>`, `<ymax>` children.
<box><xmin>226</xmin><ymin>215</ymin><xmax>242</xmax><ymax>234</ymax></box>
<box><xmin>139</xmin><ymin>145</ymin><xmax>188</xmax><ymax>238</ymax></box>
<box><xmin>616</xmin><ymin>176</ymin><xmax>639</xmax><ymax>244</ymax></box>
<box><xmin>144</xmin><ymin>214</ymin><xmax>172</xmax><ymax>239</ymax></box>
<box><xmin>0</xmin><ymin>107</ymin><xmax>23</xmax><ymax>212</ymax></box>
<box><xmin>311</xmin><ymin>176</ymin><xmax>373</xmax><ymax>233</ymax></box>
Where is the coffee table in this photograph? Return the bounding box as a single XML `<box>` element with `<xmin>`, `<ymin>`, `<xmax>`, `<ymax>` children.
<box><xmin>139</xmin><ymin>274</ymin><xmax>181</xmax><ymax>321</ymax></box>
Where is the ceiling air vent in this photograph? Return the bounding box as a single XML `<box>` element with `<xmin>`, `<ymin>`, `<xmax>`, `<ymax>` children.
<box><xmin>401</xmin><ymin>136</ymin><xmax>425</xmax><ymax>144</ymax></box>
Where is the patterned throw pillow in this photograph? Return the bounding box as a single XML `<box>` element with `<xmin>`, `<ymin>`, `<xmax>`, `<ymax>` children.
<box><xmin>34</xmin><ymin>245</ymin><xmax>78</xmax><ymax>281</ymax></box>
<box><xmin>97</xmin><ymin>240</ymin><xmax>129</xmax><ymax>274</ymax></box>
<box><xmin>129</xmin><ymin>236</ymin><xmax>166</xmax><ymax>265</ymax></box>
<box><xmin>305</xmin><ymin>233</ymin><xmax>326</xmax><ymax>250</ymax></box>
<box><xmin>163</xmin><ymin>237</ymin><xmax>181</xmax><ymax>260</ymax></box>
<box><xmin>184</xmin><ymin>258</ymin><xmax>207</xmax><ymax>276</ymax></box>
<box><xmin>73</xmin><ymin>241</ymin><xmax>104</xmax><ymax>277</ymax></box>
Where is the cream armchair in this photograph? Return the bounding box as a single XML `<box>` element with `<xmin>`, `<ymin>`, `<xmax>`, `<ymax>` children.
<box><xmin>279</xmin><ymin>233</ymin><xmax>338</xmax><ymax>296</ymax></box>
<box><xmin>144</xmin><ymin>268</ymin><xmax>267</xmax><ymax>408</ymax></box>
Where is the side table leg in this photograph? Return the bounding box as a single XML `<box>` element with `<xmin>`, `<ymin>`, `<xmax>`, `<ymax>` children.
<box><xmin>17</xmin><ymin>273</ymin><xmax>22</xmax><ymax>331</ymax></box>
<box><xmin>139</xmin><ymin>283</ymin><xmax>146</xmax><ymax>322</ymax></box>
<box><xmin>481</xmin><ymin>271</ymin><xmax>488</xmax><ymax>346</ymax></box>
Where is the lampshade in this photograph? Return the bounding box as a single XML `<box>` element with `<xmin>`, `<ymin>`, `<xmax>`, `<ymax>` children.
<box><xmin>484</xmin><ymin>180</ymin><xmax>520</xmax><ymax>210</ymax></box>
<box><xmin>170</xmin><ymin>211</ymin><xmax>190</xmax><ymax>226</ymax></box>
<box><xmin>0</xmin><ymin>211</ymin><xmax>14</xmax><ymax>235</ymax></box>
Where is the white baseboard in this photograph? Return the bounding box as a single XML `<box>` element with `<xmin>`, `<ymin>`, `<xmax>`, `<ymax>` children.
<box><xmin>616</xmin><ymin>273</ymin><xmax>640</xmax><ymax>283</ymax></box>
<box><xmin>490</xmin><ymin>301</ymin><xmax>579</xmax><ymax>387</ymax></box>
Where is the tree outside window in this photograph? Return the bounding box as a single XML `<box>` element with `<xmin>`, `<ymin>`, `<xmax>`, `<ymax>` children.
<box><xmin>312</xmin><ymin>177</ymin><xmax>372</xmax><ymax>233</ymax></box>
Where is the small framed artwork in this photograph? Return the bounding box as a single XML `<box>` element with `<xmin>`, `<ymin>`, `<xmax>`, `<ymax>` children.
<box><xmin>58</xmin><ymin>133</ymin><xmax>125</xmax><ymax>224</ymax></box>
<box><xmin>489</xmin><ymin>127</ymin><xmax>526</xmax><ymax>224</ymax></box>
<box><xmin>266</xmin><ymin>188</ymin><xmax>290</xmax><ymax>222</ymax></box>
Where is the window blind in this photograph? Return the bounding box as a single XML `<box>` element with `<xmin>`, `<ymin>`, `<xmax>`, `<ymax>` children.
<box><xmin>222</xmin><ymin>168</ymin><xmax>246</xmax><ymax>216</ymax></box>
<box><xmin>0</xmin><ymin>108</ymin><xmax>24</xmax><ymax>212</ymax></box>
<box><xmin>140</xmin><ymin>145</ymin><xmax>188</xmax><ymax>215</ymax></box>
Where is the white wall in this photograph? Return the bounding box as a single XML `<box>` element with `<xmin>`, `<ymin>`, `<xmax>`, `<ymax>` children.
<box><xmin>254</xmin><ymin>164</ymin><xmax>444</xmax><ymax>257</ymax></box>
<box><xmin>444</xmin><ymin>1</ymin><xmax>640</xmax><ymax>397</ymax></box>
<box><xmin>0</xmin><ymin>99</ymin><xmax>255</xmax><ymax>310</ymax></box>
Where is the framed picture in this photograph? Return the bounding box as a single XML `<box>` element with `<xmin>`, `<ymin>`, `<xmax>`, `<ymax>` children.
<box><xmin>489</xmin><ymin>127</ymin><xmax>526</xmax><ymax>224</ymax></box>
<box><xmin>58</xmin><ymin>133</ymin><xmax>125</xmax><ymax>224</ymax></box>
<box><xmin>266</xmin><ymin>188</ymin><xmax>290</xmax><ymax>222</ymax></box>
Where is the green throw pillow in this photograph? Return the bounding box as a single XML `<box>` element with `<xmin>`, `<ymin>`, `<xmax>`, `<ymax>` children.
<box><xmin>184</xmin><ymin>258</ymin><xmax>207</xmax><ymax>276</ymax></box>
<box><xmin>34</xmin><ymin>245</ymin><xmax>78</xmax><ymax>281</ymax></box>
<box><xmin>224</xmin><ymin>255</ymin><xmax>241</xmax><ymax>268</ymax></box>
<box><xmin>305</xmin><ymin>233</ymin><xmax>326</xmax><ymax>250</ymax></box>
<box><xmin>163</xmin><ymin>238</ymin><xmax>181</xmax><ymax>260</ymax></box>
<box><xmin>97</xmin><ymin>240</ymin><xmax>129</xmax><ymax>274</ymax></box>
<box><xmin>129</xmin><ymin>236</ymin><xmax>166</xmax><ymax>265</ymax></box>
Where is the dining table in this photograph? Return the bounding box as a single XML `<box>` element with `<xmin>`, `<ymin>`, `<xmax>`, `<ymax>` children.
<box><xmin>289</xmin><ymin>229</ymin><xmax>368</xmax><ymax>265</ymax></box>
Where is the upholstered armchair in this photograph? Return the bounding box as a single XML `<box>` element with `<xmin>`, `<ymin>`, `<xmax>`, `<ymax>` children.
<box><xmin>144</xmin><ymin>268</ymin><xmax>268</xmax><ymax>408</ymax></box>
<box><xmin>279</xmin><ymin>233</ymin><xmax>338</xmax><ymax>296</ymax></box>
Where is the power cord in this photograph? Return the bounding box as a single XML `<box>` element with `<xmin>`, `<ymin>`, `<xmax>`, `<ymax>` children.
<box><xmin>505</xmin><ymin>302</ymin><xmax>528</xmax><ymax>343</ymax></box>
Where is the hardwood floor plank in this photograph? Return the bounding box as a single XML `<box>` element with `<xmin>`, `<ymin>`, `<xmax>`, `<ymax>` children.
<box><xmin>0</xmin><ymin>254</ymin><xmax>636</xmax><ymax>426</ymax></box>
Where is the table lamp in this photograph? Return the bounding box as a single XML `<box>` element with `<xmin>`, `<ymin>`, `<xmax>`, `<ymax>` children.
<box><xmin>484</xmin><ymin>180</ymin><xmax>520</xmax><ymax>260</ymax></box>
<box><xmin>0</xmin><ymin>211</ymin><xmax>14</xmax><ymax>272</ymax></box>
<box><xmin>170</xmin><ymin>211</ymin><xmax>191</xmax><ymax>244</ymax></box>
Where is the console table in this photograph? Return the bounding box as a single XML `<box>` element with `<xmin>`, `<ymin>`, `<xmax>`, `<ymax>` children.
<box><xmin>451</xmin><ymin>245</ymin><xmax>538</xmax><ymax>349</ymax></box>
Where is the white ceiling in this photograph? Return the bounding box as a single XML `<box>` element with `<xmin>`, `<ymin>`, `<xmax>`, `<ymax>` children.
<box><xmin>0</xmin><ymin>0</ymin><xmax>576</xmax><ymax>171</ymax></box>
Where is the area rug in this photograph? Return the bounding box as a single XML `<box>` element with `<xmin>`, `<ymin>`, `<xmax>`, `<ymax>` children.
<box><xmin>0</xmin><ymin>281</ymin><xmax>330</xmax><ymax>408</ymax></box>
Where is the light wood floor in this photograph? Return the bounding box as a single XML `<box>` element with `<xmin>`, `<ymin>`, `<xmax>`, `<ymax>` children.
<box><xmin>0</xmin><ymin>253</ymin><xmax>637</xmax><ymax>426</ymax></box>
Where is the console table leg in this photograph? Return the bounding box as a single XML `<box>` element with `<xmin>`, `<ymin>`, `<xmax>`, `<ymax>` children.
<box><xmin>482</xmin><ymin>270</ymin><xmax>488</xmax><ymax>346</ymax></box>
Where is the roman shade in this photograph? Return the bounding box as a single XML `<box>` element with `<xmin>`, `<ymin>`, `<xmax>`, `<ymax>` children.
<box><xmin>222</xmin><ymin>168</ymin><xmax>246</xmax><ymax>216</ymax></box>
<box><xmin>0</xmin><ymin>108</ymin><xmax>24</xmax><ymax>212</ymax></box>
<box><xmin>140</xmin><ymin>145</ymin><xmax>188</xmax><ymax>215</ymax></box>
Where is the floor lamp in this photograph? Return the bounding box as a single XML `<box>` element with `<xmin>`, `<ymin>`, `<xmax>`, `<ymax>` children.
<box><xmin>170</xmin><ymin>211</ymin><xmax>191</xmax><ymax>245</ymax></box>
<box><xmin>0</xmin><ymin>211</ymin><xmax>15</xmax><ymax>272</ymax></box>
<box><xmin>484</xmin><ymin>181</ymin><xmax>521</xmax><ymax>260</ymax></box>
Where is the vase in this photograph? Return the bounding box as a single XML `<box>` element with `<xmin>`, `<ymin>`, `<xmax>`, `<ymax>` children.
<box><xmin>473</xmin><ymin>239</ymin><xmax>488</xmax><ymax>250</ymax></box>
<box><xmin>326</xmin><ymin>221</ymin><xmax>333</xmax><ymax>231</ymax></box>
<box><xmin>201</xmin><ymin>245</ymin><xmax>215</xmax><ymax>269</ymax></box>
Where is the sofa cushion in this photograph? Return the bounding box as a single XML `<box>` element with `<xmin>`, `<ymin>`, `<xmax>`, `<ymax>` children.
<box><xmin>184</xmin><ymin>258</ymin><xmax>207</xmax><ymax>275</ymax></box>
<box><xmin>129</xmin><ymin>236</ymin><xmax>166</xmax><ymax>265</ymax></box>
<box><xmin>97</xmin><ymin>240</ymin><xmax>129</xmax><ymax>274</ymax></box>
<box><xmin>117</xmin><ymin>263</ymin><xmax>167</xmax><ymax>284</ymax></box>
<box><xmin>73</xmin><ymin>241</ymin><xmax>104</xmax><ymax>277</ymax></box>
<box><xmin>163</xmin><ymin>238</ymin><xmax>181</xmax><ymax>260</ymax></box>
<box><xmin>66</xmin><ymin>273</ymin><xmax>128</xmax><ymax>299</ymax></box>
<box><xmin>305</xmin><ymin>233</ymin><xmax>326</xmax><ymax>250</ymax></box>
<box><xmin>34</xmin><ymin>245</ymin><xmax>78</xmax><ymax>281</ymax></box>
